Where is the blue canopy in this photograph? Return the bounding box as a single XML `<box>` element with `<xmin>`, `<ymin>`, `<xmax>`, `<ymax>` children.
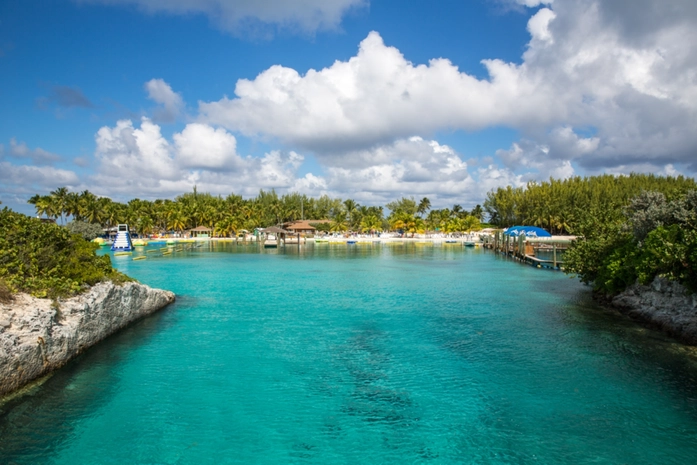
<box><xmin>503</xmin><ymin>226</ymin><xmax>552</xmax><ymax>237</ymax></box>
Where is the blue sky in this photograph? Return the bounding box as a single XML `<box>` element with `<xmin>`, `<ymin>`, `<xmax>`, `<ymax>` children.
<box><xmin>2</xmin><ymin>0</ymin><xmax>696</xmax><ymax>215</ymax></box>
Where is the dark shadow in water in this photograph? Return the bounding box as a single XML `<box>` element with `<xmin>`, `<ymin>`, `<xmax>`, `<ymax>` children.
<box><xmin>336</xmin><ymin>323</ymin><xmax>419</xmax><ymax>432</ymax></box>
<box><xmin>0</xmin><ymin>299</ymin><xmax>187</xmax><ymax>464</ymax></box>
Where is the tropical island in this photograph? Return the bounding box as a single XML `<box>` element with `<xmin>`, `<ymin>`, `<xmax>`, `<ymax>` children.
<box><xmin>1</xmin><ymin>172</ymin><xmax>697</xmax><ymax>397</ymax></box>
<box><xmin>3</xmin><ymin>172</ymin><xmax>696</xmax><ymax>333</ymax></box>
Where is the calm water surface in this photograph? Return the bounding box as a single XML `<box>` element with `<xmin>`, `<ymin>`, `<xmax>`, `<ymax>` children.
<box><xmin>2</xmin><ymin>243</ymin><xmax>697</xmax><ymax>464</ymax></box>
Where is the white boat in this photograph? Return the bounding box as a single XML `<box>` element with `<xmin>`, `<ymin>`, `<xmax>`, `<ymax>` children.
<box><xmin>463</xmin><ymin>234</ymin><xmax>477</xmax><ymax>247</ymax></box>
<box><xmin>264</xmin><ymin>234</ymin><xmax>278</xmax><ymax>248</ymax></box>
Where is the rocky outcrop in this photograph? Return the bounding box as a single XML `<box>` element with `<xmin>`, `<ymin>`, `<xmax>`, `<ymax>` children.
<box><xmin>0</xmin><ymin>281</ymin><xmax>175</xmax><ymax>397</ymax></box>
<box><xmin>610</xmin><ymin>277</ymin><xmax>697</xmax><ymax>345</ymax></box>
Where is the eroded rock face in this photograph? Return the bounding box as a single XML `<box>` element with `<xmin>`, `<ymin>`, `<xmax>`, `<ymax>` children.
<box><xmin>611</xmin><ymin>277</ymin><xmax>697</xmax><ymax>345</ymax></box>
<box><xmin>0</xmin><ymin>282</ymin><xmax>175</xmax><ymax>396</ymax></box>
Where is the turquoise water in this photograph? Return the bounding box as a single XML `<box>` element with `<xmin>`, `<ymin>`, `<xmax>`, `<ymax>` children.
<box><xmin>2</xmin><ymin>243</ymin><xmax>697</xmax><ymax>464</ymax></box>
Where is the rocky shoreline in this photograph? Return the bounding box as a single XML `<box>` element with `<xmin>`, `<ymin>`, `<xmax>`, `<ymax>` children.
<box><xmin>0</xmin><ymin>281</ymin><xmax>175</xmax><ymax>397</ymax></box>
<box><xmin>605</xmin><ymin>277</ymin><xmax>697</xmax><ymax>345</ymax></box>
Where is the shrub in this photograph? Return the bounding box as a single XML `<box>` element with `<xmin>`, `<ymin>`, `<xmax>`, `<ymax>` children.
<box><xmin>0</xmin><ymin>208</ymin><xmax>134</xmax><ymax>299</ymax></box>
<box><xmin>565</xmin><ymin>190</ymin><xmax>697</xmax><ymax>295</ymax></box>
<box><xmin>65</xmin><ymin>221</ymin><xmax>104</xmax><ymax>241</ymax></box>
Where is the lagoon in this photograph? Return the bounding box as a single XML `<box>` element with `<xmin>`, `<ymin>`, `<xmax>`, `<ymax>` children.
<box><xmin>2</xmin><ymin>243</ymin><xmax>697</xmax><ymax>464</ymax></box>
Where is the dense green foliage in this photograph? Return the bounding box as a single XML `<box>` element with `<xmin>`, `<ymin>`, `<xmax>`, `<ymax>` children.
<box><xmin>484</xmin><ymin>174</ymin><xmax>697</xmax><ymax>234</ymax></box>
<box><xmin>564</xmin><ymin>191</ymin><xmax>697</xmax><ymax>294</ymax></box>
<box><xmin>65</xmin><ymin>220</ymin><xmax>105</xmax><ymax>240</ymax></box>
<box><xmin>0</xmin><ymin>209</ymin><xmax>133</xmax><ymax>298</ymax></box>
<box><xmin>27</xmin><ymin>188</ymin><xmax>486</xmax><ymax>236</ymax></box>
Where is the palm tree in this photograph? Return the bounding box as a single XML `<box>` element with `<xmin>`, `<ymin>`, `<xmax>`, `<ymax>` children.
<box><xmin>417</xmin><ymin>197</ymin><xmax>431</xmax><ymax>217</ymax></box>
<box><xmin>360</xmin><ymin>214</ymin><xmax>382</xmax><ymax>235</ymax></box>
<box><xmin>462</xmin><ymin>215</ymin><xmax>482</xmax><ymax>234</ymax></box>
<box><xmin>50</xmin><ymin>187</ymin><xmax>69</xmax><ymax>225</ymax></box>
<box><xmin>470</xmin><ymin>204</ymin><xmax>484</xmax><ymax>222</ymax></box>
<box><xmin>65</xmin><ymin>192</ymin><xmax>81</xmax><ymax>222</ymax></box>
<box><xmin>167</xmin><ymin>209</ymin><xmax>188</xmax><ymax>235</ymax></box>
<box><xmin>214</xmin><ymin>215</ymin><xmax>239</xmax><ymax>238</ymax></box>
<box><xmin>330</xmin><ymin>211</ymin><xmax>349</xmax><ymax>233</ymax></box>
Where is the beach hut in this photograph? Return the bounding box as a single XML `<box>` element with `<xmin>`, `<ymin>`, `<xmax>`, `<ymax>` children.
<box><xmin>189</xmin><ymin>225</ymin><xmax>212</xmax><ymax>238</ymax></box>
<box><xmin>283</xmin><ymin>220</ymin><xmax>331</xmax><ymax>235</ymax></box>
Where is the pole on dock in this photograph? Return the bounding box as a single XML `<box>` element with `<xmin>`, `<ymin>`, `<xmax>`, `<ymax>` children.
<box><xmin>553</xmin><ymin>243</ymin><xmax>557</xmax><ymax>268</ymax></box>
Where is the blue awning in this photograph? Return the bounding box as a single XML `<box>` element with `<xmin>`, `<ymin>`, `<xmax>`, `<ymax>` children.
<box><xmin>503</xmin><ymin>226</ymin><xmax>552</xmax><ymax>237</ymax></box>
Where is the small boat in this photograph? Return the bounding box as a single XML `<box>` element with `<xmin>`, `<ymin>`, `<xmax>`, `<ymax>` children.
<box><xmin>445</xmin><ymin>240</ymin><xmax>457</xmax><ymax>244</ymax></box>
<box><xmin>347</xmin><ymin>240</ymin><xmax>356</xmax><ymax>244</ymax></box>
<box><xmin>463</xmin><ymin>241</ymin><xmax>476</xmax><ymax>247</ymax></box>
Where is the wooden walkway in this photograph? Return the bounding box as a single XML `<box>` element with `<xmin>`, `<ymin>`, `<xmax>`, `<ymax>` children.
<box><xmin>481</xmin><ymin>231</ymin><xmax>573</xmax><ymax>270</ymax></box>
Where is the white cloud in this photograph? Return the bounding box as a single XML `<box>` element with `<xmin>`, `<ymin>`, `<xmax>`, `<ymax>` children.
<box><xmin>95</xmin><ymin>118</ymin><xmax>179</xmax><ymax>180</ymax></box>
<box><xmin>200</xmin><ymin>31</ymin><xmax>533</xmax><ymax>152</ymax></box>
<box><xmin>82</xmin><ymin>120</ymin><xmax>525</xmax><ymax>207</ymax></box>
<box><xmin>311</xmin><ymin>137</ymin><xmax>521</xmax><ymax>206</ymax></box>
<box><xmin>0</xmin><ymin>162</ymin><xmax>79</xmax><ymax>192</ymax></box>
<box><xmin>145</xmin><ymin>78</ymin><xmax>184</xmax><ymax>123</ymax></box>
<box><xmin>89</xmin><ymin>118</ymin><xmax>307</xmax><ymax>199</ymax></box>
<box><xmin>198</xmin><ymin>0</ymin><xmax>697</xmax><ymax>175</ymax></box>
<box><xmin>174</xmin><ymin>123</ymin><xmax>240</xmax><ymax>170</ymax></box>
<box><xmin>77</xmin><ymin>0</ymin><xmax>366</xmax><ymax>36</ymax></box>
<box><xmin>8</xmin><ymin>138</ymin><xmax>62</xmax><ymax>164</ymax></box>
<box><xmin>527</xmin><ymin>8</ymin><xmax>556</xmax><ymax>44</ymax></box>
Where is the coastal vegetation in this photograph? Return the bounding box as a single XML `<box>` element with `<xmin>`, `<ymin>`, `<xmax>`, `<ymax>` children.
<box><xmin>17</xmin><ymin>173</ymin><xmax>697</xmax><ymax>297</ymax></box>
<box><xmin>483</xmin><ymin>174</ymin><xmax>696</xmax><ymax>234</ymax></box>
<box><xmin>27</xmin><ymin>188</ymin><xmax>484</xmax><ymax>237</ymax></box>
<box><xmin>564</xmin><ymin>190</ymin><xmax>697</xmax><ymax>294</ymax></box>
<box><xmin>0</xmin><ymin>209</ymin><xmax>132</xmax><ymax>299</ymax></box>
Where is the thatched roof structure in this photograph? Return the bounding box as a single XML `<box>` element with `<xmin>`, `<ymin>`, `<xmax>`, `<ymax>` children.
<box><xmin>264</xmin><ymin>226</ymin><xmax>289</xmax><ymax>234</ymax></box>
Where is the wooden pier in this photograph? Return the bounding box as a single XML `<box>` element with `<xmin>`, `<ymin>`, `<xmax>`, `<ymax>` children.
<box><xmin>481</xmin><ymin>231</ymin><xmax>575</xmax><ymax>270</ymax></box>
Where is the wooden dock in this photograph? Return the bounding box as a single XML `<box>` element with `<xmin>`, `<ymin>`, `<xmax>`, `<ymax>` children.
<box><xmin>481</xmin><ymin>231</ymin><xmax>575</xmax><ymax>270</ymax></box>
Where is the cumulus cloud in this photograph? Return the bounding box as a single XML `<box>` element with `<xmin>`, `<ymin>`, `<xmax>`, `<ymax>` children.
<box><xmin>145</xmin><ymin>78</ymin><xmax>184</xmax><ymax>123</ymax></box>
<box><xmin>313</xmin><ymin>137</ymin><xmax>521</xmax><ymax>206</ymax></box>
<box><xmin>174</xmin><ymin>123</ymin><xmax>239</xmax><ymax>170</ymax></box>
<box><xmin>77</xmin><ymin>0</ymin><xmax>366</xmax><ymax>36</ymax></box>
<box><xmin>198</xmin><ymin>0</ymin><xmax>697</xmax><ymax>176</ymax></box>
<box><xmin>80</xmin><ymin>119</ymin><xmax>521</xmax><ymax>207</ymax></box>
<box><xmin>89</xmin><ymin>118</ymin><xmax>307</xmax><ymax>199</ymax></box>
<box><xmin>199</xmin><ymin>31</ymin><xmax>544</xmax><ymax>152</ymax></box>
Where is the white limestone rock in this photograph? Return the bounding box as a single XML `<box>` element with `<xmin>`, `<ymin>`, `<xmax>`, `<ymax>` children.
<box><xmin>0</xmin><ymin>281</ymin><xmax>175</xmax><ymax>396</ymax></box>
